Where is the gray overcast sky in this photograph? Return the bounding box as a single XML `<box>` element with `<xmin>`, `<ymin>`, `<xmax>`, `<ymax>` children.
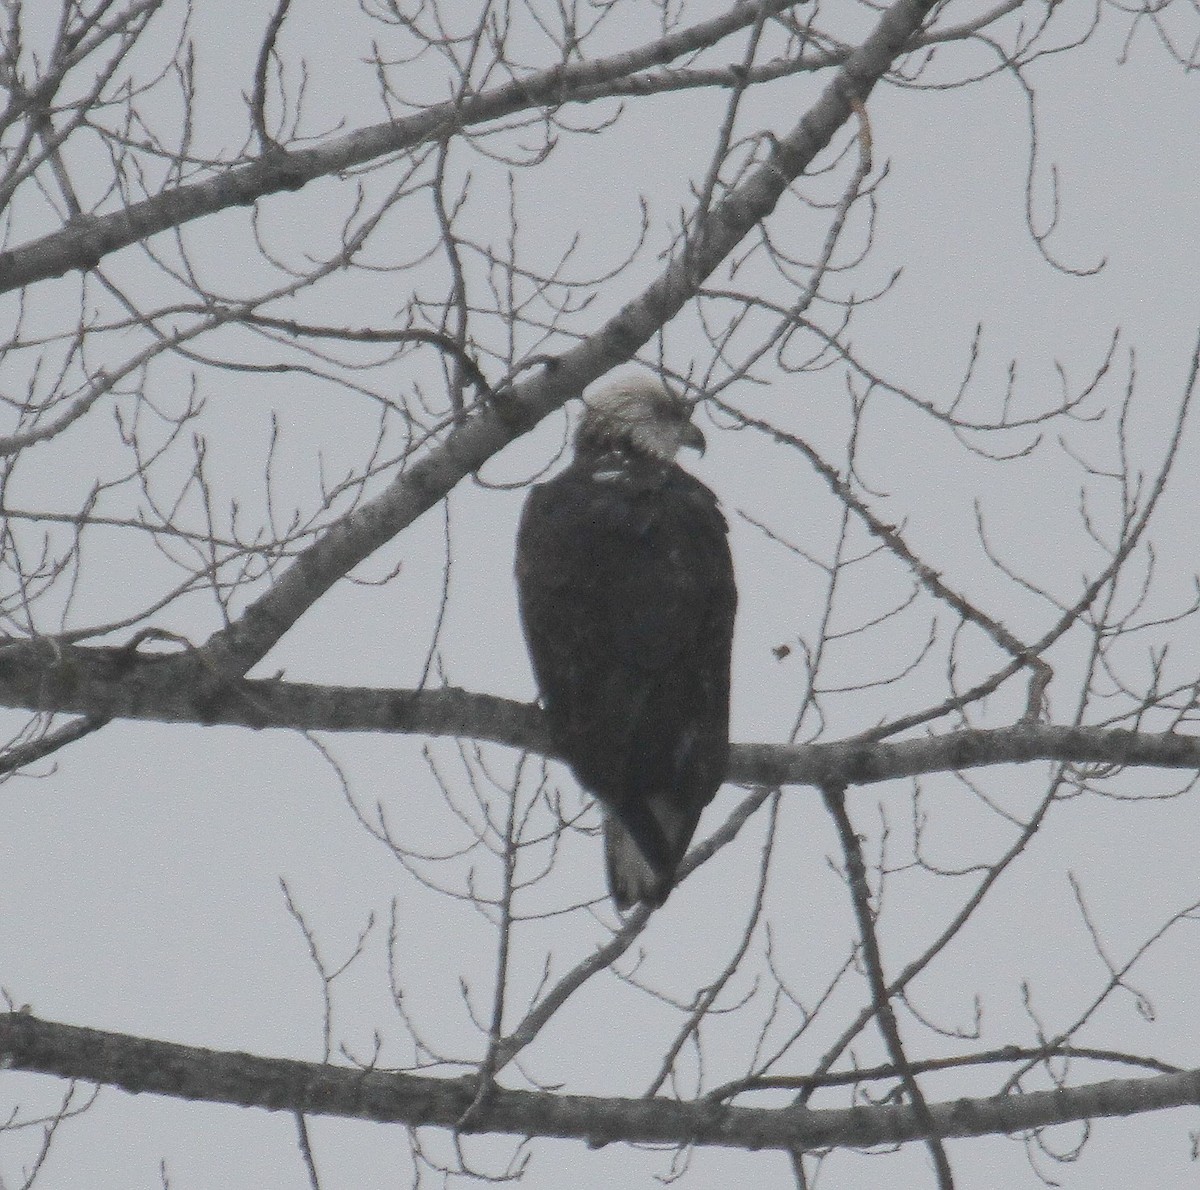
<box><xmin>3</xmin><ymin>0</ymin><xmax>1200</xmax><ymax>1186</ymax></box>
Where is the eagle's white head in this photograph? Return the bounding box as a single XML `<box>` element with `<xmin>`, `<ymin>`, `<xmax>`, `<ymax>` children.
<box><xmin>577</xmin><ymin>377</ymin><xmax>706</xmax><ymax>462</ymax></box>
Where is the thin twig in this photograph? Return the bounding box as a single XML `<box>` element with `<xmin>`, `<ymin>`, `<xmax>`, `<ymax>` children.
<box><xmin>0</xmin><ymin>714</ymin><xmax>108</xmax><ymax>777</ymax></box>
<box><xmin>294</xmin><ymin>1111</ymin><xmax>321</xmax><ymax>1190</ymax></box>
<box><xmin>822</xmin><ymin>782</ymin><xmax>954</xmax><ymax>1188</ymax></box>
<box><xmin>252</xmin><ymin>0</ymin><xmax>293</xmax><ymax>153</ymax></box>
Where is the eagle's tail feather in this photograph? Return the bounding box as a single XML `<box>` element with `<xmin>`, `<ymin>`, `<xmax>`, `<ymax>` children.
<box><xmin>604</xmin><ymin>816</ymin><xmax>670</xmax><ymax>911</ymax></box>
<box><xmin>603</xmin><ymin>801</ymin><xmax>698</xmax><ymax>911</ymax></box>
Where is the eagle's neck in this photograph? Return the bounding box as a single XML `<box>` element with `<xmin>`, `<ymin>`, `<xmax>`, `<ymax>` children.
<box><xmin>574</xmin><ymin>426</ymin><xmax>677</xmax><ymax>467</ymax></box>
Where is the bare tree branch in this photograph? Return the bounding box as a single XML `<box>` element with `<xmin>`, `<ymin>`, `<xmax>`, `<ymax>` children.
<box><xmin>2</xmin><ymin>1012</ymin><xmax>1198</xmax><ymax>1154</ymax></box>
<box><xmin>4</xmin><ymin>641</ymin><xmax>1200</xmax><ymax>786</ymax></box>
<box><xmin>0</xmin><ymin>1</ymin><xmax>801</xmax><ymax>295</ymax></box>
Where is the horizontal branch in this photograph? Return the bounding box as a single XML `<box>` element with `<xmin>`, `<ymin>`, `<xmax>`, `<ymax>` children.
<box><xmin>0</xmin><ymin>0</ymin><xmax>959</xmax><ymax>772</ymax></box>
<box><xmin>1</xmin><ymin>1013</ymin><xmax>1197</xmax><ymax>1152</ymax></box>
<box><xmin>2</xmin><ymin>641</ymin><xmax>1199</xmax><ymax>787</ymax></box>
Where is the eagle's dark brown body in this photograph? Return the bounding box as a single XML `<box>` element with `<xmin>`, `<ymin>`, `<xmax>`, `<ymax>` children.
<box><xmin>515</xmin><ymin>381</ymin><xmax>736</xmax><ymax>909</ymax></box>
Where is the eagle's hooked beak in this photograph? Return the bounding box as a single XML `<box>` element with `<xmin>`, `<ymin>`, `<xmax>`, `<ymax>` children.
<box><xmin>680</xmin><ymin>421</ymin><xmax>707</xmax><ymax>455</ymax></box>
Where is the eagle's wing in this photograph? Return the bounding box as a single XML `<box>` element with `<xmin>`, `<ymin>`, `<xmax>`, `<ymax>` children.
<box><xmin>516</xmin><ymin>457</ymin><xmax>736</xmax><ymax>907</ymax></box>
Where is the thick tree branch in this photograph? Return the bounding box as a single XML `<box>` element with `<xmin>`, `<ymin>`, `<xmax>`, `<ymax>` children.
<box><xmin>1</xmin><ymin>1013</ymin><xmax>1197</xmax><ymax>1153</ymax></box>
<box><xmin>0</xmin><ymin>1</ymin><xmax>799</xmax><ymax>296</ymax></box>
<box><xmin>189</xmin><ymin>0</ymin><xmax>941</xmax><ymax>679</ymax></box>
<box><xmin>1</xmin><ymin>641</ymin><xmax>1198</xmax><ymax>786</ymax></box>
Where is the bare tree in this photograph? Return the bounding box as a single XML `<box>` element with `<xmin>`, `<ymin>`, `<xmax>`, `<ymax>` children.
<box><xmin>2</xmin><ymin>1</ymin><xmax>1200</xmax><ymax>1186</ymax></box>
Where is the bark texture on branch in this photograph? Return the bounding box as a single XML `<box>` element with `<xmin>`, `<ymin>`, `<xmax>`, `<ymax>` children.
<box><xmin>1</xmin><ymin>640</ymin><xmax>1197</xmax><ymax>788</ymax></box>
<box><xmin>1</xmin><ymin>1013</ymin><xmax>1197</xmax><ymax>1152</ymax></box>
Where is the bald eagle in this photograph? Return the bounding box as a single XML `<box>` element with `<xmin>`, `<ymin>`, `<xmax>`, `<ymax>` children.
<box><xmin>515</xmin><ymin>377</ymin><xmax>736</xmax><ymax>910</ymax></box>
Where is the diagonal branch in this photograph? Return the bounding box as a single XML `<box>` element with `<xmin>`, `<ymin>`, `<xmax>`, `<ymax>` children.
<box><xmin>190</xmin><ymin>0</ymin><xmax>944</xmax><ymax>679</ymax></box>
<box><xmin>721</xmin><ymin>403</ymin><xmax>1051</xmax><ymax>716</ymax></box>
<box><xmin>0</xmin><ymin>713</ymin><xmax>108</xmax><ymax>776</ymax></box>
<box><xmin>822</xmin><ymin>782</ymin><xmax>954</xmax><ymax>1187</ymax></box>
<box><xmin>0</xmin><ymin>1</ymin><xmax>801</xmax><ymax>296</ymax></box>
